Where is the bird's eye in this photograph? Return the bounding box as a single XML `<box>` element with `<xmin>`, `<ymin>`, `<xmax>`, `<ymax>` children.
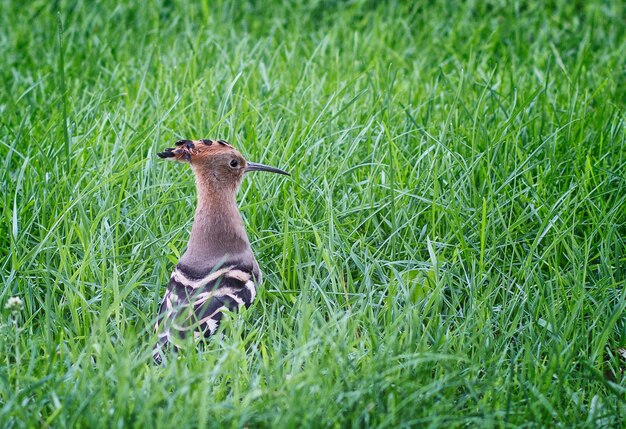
<box><xmin>229</xmin><ymin>159</ymin><xmax>239</xmax><ymax>168</ymax></box>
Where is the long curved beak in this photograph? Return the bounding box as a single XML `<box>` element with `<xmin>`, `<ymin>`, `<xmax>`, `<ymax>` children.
<box><xmin>245</xmin><ymin>162</ymin><xmax>289</xmax><ymax>176</ymax></box>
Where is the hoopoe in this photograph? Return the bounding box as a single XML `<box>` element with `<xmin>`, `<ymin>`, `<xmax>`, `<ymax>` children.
<box><xmin>154</xmin><ymin>139</ymin><xmax>288</xmax><ymax>364</ymax></box>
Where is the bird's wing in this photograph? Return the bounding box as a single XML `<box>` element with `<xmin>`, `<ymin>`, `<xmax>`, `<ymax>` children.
<box><xmin>155</xmin><ymin>261</ymin><xmax>259</xmax><ymax>346</ymax></box>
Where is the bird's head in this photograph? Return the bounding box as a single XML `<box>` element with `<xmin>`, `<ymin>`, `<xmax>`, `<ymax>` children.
<box><xmin>158</xmin><ymin>139</ymin><xmax>289</xmax><ymax>194</ymax></box>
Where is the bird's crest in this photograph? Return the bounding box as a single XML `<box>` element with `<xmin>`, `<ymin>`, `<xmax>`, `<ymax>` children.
<box><xmin>157</xmin><ymin>139</ymin><xmax>237</xmax><ymax>163</ymax></box>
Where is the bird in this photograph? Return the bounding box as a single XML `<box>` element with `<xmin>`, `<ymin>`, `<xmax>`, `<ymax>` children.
<box><xmin>153</xmin><ymin>138</ymin><xmax>288</xmax><ymax>364</ymax></box>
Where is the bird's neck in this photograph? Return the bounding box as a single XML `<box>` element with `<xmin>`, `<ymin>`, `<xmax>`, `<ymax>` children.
<box><xmin>179</xmin><ymin>180</ymin><xmax>251</xmax><ymax>270</ymax></box>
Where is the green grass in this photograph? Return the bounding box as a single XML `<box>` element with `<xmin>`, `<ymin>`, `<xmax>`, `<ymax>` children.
<box><xmin>1</xmin><ymin>0</ymin><xmax>625</xmax><ymax>427</ymax></box>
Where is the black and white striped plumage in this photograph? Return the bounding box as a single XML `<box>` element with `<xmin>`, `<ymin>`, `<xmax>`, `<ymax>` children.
<box><xmin>153</xmin><ymin>260</ymin><xmax>260</xmax><ymax>363</ymax></box>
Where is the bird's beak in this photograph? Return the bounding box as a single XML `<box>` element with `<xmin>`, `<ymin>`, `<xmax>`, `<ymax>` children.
<box><xmin>245</xmin><ymin>162</ymin><xmax>290</xmax><ymax>176</ymax></box>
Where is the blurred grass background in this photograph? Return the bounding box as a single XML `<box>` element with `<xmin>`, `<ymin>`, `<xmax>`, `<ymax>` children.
<box><xmin>1</xmin><ymin>0</ymin><xmax>625</xmax><ymax>427</ymax></box>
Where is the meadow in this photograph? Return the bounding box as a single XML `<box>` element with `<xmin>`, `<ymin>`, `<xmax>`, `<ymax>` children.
<box><xmin>1</xmin><ymin>0</ymin><xmax>625</xmax><ymax>427</ymax></box>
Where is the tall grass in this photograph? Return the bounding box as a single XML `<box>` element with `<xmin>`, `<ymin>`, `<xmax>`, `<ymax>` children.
<box><xmin>1</xmin><ymin>0</ymin><xmax>625</xmax><ymax>427</ymax></box>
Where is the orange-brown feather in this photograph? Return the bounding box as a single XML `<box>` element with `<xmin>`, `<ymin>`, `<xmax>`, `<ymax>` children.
<box><xmin>158</xmin><ymin>139</ymin><xmax>239</xmax><ymax>164</ymax></box>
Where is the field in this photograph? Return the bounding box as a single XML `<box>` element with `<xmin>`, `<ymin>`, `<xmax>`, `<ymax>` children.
<box><xmin>1</xmin><ymin>0</ymin><xmax>625</xmax><ymax>427</ymax></box>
